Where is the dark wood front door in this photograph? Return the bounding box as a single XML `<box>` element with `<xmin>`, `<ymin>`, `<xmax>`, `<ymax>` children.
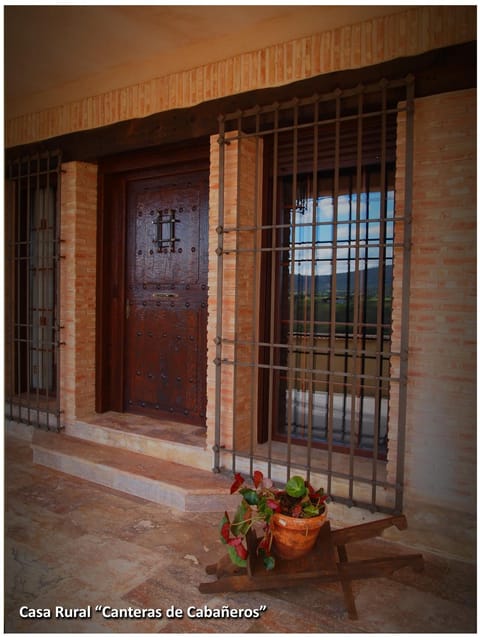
<box><xmin>123</xmin><ymin>171</ymin><xmax>208</xmax><ymax>424</ymax></box>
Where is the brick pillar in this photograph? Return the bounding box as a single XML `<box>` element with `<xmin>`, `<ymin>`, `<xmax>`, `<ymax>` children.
<box><xmin>207</xmin><ymin>133</ymin><xmax>263</xmax><ymax>454</ymax></box>
<box><xmin>60</xmin><ymin>161</ymin><xmax>98</xmax><ymax>425</ymax></box>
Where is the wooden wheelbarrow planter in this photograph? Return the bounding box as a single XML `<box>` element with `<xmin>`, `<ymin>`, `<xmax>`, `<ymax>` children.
<box><xmin>199</xmin><ymin>515</ymin><xmax>424</xmax><ymax>620</ymax></box>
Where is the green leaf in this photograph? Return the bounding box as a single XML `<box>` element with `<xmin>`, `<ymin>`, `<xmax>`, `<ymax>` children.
<box><xmin>240</xmin><ymin>488</ymin><xmax>259</xmax><ymax>506</ymax></box>
<box><xmin>257</xmin><ymin>495</ymin><xmax>274</xmax><ymax>520</ymax></box>
<box><xmin>227</xmin><ymin>545</ymin><xmax>248</xmax><ymax>568</ymax></box>
<box><xmin>230</xmin><ymin>500</ymin><xmax>251</xmax><ymax>536</ymax></box>
<box><xmin>302</xmin><ymin>504</ymin><xmax>320</xmax><ymax>517</ymax></box>
<box><xmin>257</xmin><ymin>535</ymin><xmax>275</xmax><ymax>571</ymax></box>
<box><xmin>285</xmin><ymin>476</ymin><xmax>307</xmax><ymax>498</ymax></box>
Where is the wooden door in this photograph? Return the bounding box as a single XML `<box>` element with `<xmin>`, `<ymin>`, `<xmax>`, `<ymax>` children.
<box><xmin>124</xmin><ymin>171</ymin><xmax>208</xmax><ymax>424</ymax></box>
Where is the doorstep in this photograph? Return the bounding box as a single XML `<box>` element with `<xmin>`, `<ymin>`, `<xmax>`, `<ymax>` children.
<box><xmin>31</xmin><ymin>429</ymin><xmax>240</xmax><ymax>513</ymax></box>
<box><xmin>66</xmin><ymin>411</ymin><xmax>212</xmax><ymax>471</ymax></box>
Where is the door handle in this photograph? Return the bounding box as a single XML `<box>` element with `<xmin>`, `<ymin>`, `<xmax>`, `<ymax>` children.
<box><xmin>126</xmin><ymin>298</ymin><xmax>130</xmax><ymax>320</ymax></box>
<box><xmin>152</xmin><ymin>292</ymin><xmax>178</xmax><ymax>298</ymax></box>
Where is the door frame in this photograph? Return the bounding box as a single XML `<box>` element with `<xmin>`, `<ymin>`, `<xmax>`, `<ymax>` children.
<box><xmin>96</xmin><ymin>139</ymin><xmax>210</xmax><ymax>414</ymax></box>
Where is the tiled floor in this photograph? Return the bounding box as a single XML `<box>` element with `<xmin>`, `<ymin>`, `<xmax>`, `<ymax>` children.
<box><xmin>5</xmin><ymin>435</ymin><xmax>477</xmax><ymax>634</ymax></box>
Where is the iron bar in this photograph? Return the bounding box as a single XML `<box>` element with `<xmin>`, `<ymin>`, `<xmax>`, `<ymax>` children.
<box><xmin>222</xmin><ymin>109</ymin><xmax>403</xmax><ymax>146</ymax></box>
<box><xmin>26</xmin><ymin>157</ymin><xmax>33</xmax><ymax>427</ymax></box>
<box><xmin>285</xmin><ymin>100</ymin><xmax>300</xmax><ymax>479</ymax></box>
<box><xmin>222</xmin><ymin>240</ymin><xmax>401</xmax><ymax>256</ymax></box>
<box><xmin>306</xmin><ymin>96</ymin><xmax>320</xmax><ymax>481</ymax></box>
<box><xmin>348</xmin><ymin>86</ymin><xmax>364</xmax><ymax>504</ymax></box>
<box><xmin>221</xmin><ymin>447</ymin><xmax>397</xmax><ymax>490</ymax></box>
<box><xmin>266</xmin><ymin>106</ymin><xmax>280</xmax><ymax>480</ymax></box>
<box><xmin>223</xmin><ymin>76</ymin><xmax>411</xmax><ymax>123</ymax></box>
<box><xmin>394</xmin><ymin>75</ymin><xmax>415</xmax><ymax>513</ymax></box>
<box><xmin>220</xmin><ymin>337</ymin><xmax>399</xmax><ymax>361</ymax></box>
<box><xmin>325</xmin><ymin>90</ymin><xmax>342</xmax><ymax>497</ymax></box>
<box><xmin>231</xmin><ymin>124</ymin><xmax>243</xmax><ymax>475</ymax></box>
<box><xmin>213</xmin><ymin>117</ymin><xmax>227</xmax><ymax>473</ymax></box>
<box><xmin>371</xmin><ymin>81</ymin><xmax>389</xmax><ymax>509</ymax></box>
<box><xmin>248</xmin><ymin>111</ymin><xmax>262</xmax><ymax>479</ymax></box>
<box><xmin>221</xmin><ymin>211</ymin><xmax>405</xmax><ymax>234</ymax></box>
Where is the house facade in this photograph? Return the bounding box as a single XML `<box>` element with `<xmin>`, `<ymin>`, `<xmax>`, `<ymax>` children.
<box><xmin>5</xmin><ymin>6</ymin><xmax>476</xmax><ymax>559</ymax></box>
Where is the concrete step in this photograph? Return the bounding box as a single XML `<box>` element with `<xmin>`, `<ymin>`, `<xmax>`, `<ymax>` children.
<box><xmin>65</xmin><ymin>413</ymin><xmax>212</xmax><ymax>471</ymax></box>
<box><xmin>31</xmin><ymin>430</ymin><xmax>240</xmax><ymax>513</ymax></box>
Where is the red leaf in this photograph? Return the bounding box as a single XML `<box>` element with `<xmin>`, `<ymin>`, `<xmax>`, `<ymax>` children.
<box><xmin>220</xmin><ymin>512</ymin><xmax>231</xmax><ymax>543</ymax></box>
<box><xmin>227</xmin><ymin>536</ymin><xmax>241</xmax><ymax>547</ymax></box>
<box><xmin>227</xmin><ymin>536</ymin><xmax>248</xmax><ymax>559</ymax></box>
<box><xmin>257</xmin><ymin>535</ymin><xmax>270</xmax><ymax>551</ymax></box>
<box><xmin>266</xmin><ymin>499</ymin><xmax>281</xmax><ymax>512</ymax></box>
<box><xmin>257</xmin><ymin>527</ymin><xmax>273</xmax><ymax>554</ymax></box>
<box><xmin>230</xmin><ymin>473</ymin><xmax>244</xmax><ymax>494</ymax></box>
<box><xmin>235</xmin><ymin>542</ymin><xmax>248</xmax><ymax>560</ymax></box>
<box><xmin>291</xmin><ymin>504</ymin><xmax>303</xmax><ymax>517</ymax></box>
<box><xmin>253</xmin><ymin>470</ymin><xmax>264</xmax><ymax>488</ymax></box>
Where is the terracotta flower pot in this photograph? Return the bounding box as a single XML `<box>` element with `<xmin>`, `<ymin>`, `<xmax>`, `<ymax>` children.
<box><xmin>270</xmin><ymin>509</ymin><xmax>328</xmax><ymax>560</ymax></box>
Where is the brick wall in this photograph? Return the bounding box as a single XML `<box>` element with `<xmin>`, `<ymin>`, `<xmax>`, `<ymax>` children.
<box><xmin>399</xmin><ymin>89</ymin><xmax>476</xmax><ymax>513</ymax></box>
<box><xmin>60</xmin><ymin>162</ymin><xmax>98</xmax><ymax>425</ymax></box>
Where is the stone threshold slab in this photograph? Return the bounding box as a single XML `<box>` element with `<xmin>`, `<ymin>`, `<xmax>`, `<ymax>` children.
<box><xmin>31</xmin><ymin>430</ymin><xmax>240</xmax><ymax>513</ymax></box>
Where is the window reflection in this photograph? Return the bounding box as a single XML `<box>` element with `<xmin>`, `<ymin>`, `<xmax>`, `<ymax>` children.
<box><xmin>277</xmin><ymin>169</ymin><xmax>394</xmax><ymax>454</ymax></box>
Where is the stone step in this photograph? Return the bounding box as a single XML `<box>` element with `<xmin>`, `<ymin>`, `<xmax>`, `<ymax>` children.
<box><xmin>31</xmin><ymin>430</ymin><xmax>240</xmax><ymax>513</ymax></box>
<box><xmin>66</xmin><ymin>413</ymin><xmax>212</xmax><ymax>471</ymax></box>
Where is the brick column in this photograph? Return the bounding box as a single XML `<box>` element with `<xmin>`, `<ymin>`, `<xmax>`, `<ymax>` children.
<box><xmin>60</xmin><ymin>161</ymin><xmax>98</xmax><ymax>425</ymax></box>
<box><xmin>207</xmin><ymin>133</ymin><xmax>263</xmax><ymax>454</ymax></box>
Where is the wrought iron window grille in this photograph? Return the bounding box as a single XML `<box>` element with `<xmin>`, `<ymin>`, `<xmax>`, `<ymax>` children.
<box><xmin>152</xmin><ymin>208</ymin><xmax>179</xmax><ymax>252</ymax></box>
<box><xmin>213</xmin><ymin>76</ymin><xmax>414</xmax><ymax>514</ymax></box>
<box><xmin>5</xmin><ymin>151</ymin><xmax>63</xmax><ymax>432</ymax></box>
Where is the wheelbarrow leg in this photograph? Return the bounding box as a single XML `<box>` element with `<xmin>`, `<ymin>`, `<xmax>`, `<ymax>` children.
<box><xmin>337</xmin><ymin>544</ymin><xmax>358</xmax><ymax>620</ymax></box>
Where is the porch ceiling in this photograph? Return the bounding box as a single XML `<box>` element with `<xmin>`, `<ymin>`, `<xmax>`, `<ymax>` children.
<box><xmin>5</xmin><ymin>4</ymin><xmax>409</xmax><ymax>120</ymax></box>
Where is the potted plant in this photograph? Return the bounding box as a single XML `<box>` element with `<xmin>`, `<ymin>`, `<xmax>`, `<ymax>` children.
<box><xmin>220</xmin><ymin>470</ymin><xmax>329</xmax><ymax>570</ymax></box>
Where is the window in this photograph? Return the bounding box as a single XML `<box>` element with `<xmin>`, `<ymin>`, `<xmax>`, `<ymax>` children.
<box><xmin>213</xmin><ymin>76</ymin><xmax>414</xmax><ymax>512</ymax></box>
<box><xmin>274</xmin><ymin>169</ymin><xmax>394</xmax><ymax>456</ymax></box>
<box><xmin>5</xmin><ymin>152</ymin><xmax>62</xmax><ymax>430</ymax></box>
